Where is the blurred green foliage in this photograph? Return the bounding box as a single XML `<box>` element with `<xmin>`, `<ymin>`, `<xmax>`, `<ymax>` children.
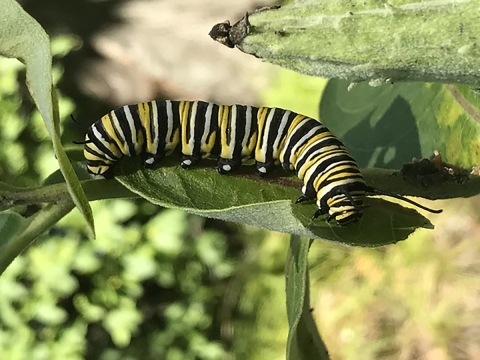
<box><xmin>308</xmin><ymin>216</ymin><xmax>480</xmax><ymax>360</ymax></box>
<box><xmin>0</xmin><ymin>202</ymin><xmax>236</xmax><ymax>359</ymax></box>
<box><xmin>0</xmin><ymin>57</ymin><xmax>48</xmax><ymax>186</ymax></box>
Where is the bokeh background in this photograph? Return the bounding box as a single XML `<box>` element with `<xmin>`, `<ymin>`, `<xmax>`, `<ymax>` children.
<box><xmin>1</xmin><ymin>0</ymin><xmax>480</xmax><ymax>359</ymax></box>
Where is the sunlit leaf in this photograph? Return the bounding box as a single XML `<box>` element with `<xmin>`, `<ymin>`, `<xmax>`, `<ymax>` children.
<box><xmin>104</xmin><ymin>299</ymin><xmax>143</xmax><ymax>347</ymax></box>
<box><xmin>321</xmin><ymin>80</ymin><xmax>480</xmax><ymax>169</ymax></box>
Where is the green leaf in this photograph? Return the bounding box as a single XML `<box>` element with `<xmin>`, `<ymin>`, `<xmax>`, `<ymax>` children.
<box><xmin>0</xmin><ymin>201</ymin><xmax>74</xmax><ymax>276</ymax></box>
<box><xmin>229</xmin><ymin>1</ymin><xmax>480</xmax><ymax>86</ymax></box>
<box><xmin>0</xmin><ymin>211</ymin><xmax>31</xmax><ymax>249</ymax></box>
<box><xmin>321</xmin><ymin>80</ymin><xmax>480</xmax><ymax>169</ymax></box>
<box><xmin>116</xmin><ymin>159</ymin><xmax>434</xmax><ymax>246</ymax></box>
<box><xmin>285</xmin><ymin>236</ymin><xmax>329</xmax><ymax>360</ymax></box>
<box><xmin>0</xmin><ymin>0</ymin><xmax>95</xmax><ymax>237</ymax></box>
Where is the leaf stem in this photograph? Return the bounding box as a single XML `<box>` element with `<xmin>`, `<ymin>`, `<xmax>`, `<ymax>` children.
<box><xmin>0</xmin><ymin>179</ymin><xmax>138</xmax><ymax>210</ymax></box>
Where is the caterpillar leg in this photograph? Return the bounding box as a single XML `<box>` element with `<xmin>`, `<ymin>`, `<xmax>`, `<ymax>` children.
<box><xmin>143</xmin><ymin>153</ymin><xmax>164</xmax><ymax>168</ymax></box>
<box><xmin>295</xmin><ymin>195</ymin><xmax>312</xmax><ymax>204</ymax></box>
<box><xmin>313</xmin><ymin>208</ymin><xmax>345</xmax><ymax>224</ymax></box>
<box><xmin>180</xmin><ymin>154</ymin><xmax>201</xmax><ymax>169</ymax></box>
<box><xmin>256</xmin><ymin>161</ymin><xmax>275</xmax><ymax>176</ymax></box>
<box><xmin>281</xmin><ymin>161</ymin><xmax>294</xmax><ymax>172</ymax></box>
<box><xmin>296</xmin><ymin>185</ymin><xmax>316</xmax><ymax>204</ymax></box>
<box><xmin>100</xmin><ymin>167</ymin><xmax>115</xmax><ymax>179</ymax></box>
<box><xmin>312</xmin><ymin>208</ymin><xmax>327</xmax><ymax>220</ymax></box>
<box><xmin>217</xmin><ymin>157</ymin><xmax>241</xmax><ymax>174</ymax></box>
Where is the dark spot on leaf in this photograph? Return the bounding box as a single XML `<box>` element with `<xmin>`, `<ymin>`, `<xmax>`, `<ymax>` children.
<box><xmin>209</xmin><ymin>20</ymin><xmax>234</xmax><ymax>48</ymax></box>
<box><xmin>209</xmin><ymin>15</ymin><xmax>249</xmax><ymax>48</ymax></box>
<box><xmin>209</xmin><ymin>5</ymin><xmax>281</xmax><ymax>48</ymax></box>
<box><xmin>401</xmin><ymin>152</ymin><xmax>469</xmax><ymax>187</ymax></box>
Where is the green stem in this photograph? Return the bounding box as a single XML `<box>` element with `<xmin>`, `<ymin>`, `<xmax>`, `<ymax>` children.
<box><xmin>300</xmin><ymin>269</ymin><xmax>330</xmax><ymax>360</ymax></box>
<box><xmin>0</xmin><ymin>179</ymin><xmax>138</xmax><ymax>210</ymax></box>
<box><xmin>286</xmin><ymin>236</ymin><xmax>330</xmax><ymax>360</ymax></box>
<box><xmin>0</xmin><ymin>200</ymin><xmax>74</xmax><ymax>276</ymax></box>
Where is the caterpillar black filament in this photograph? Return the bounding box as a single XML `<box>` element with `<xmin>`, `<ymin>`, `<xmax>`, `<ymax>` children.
<box><xmin>79</xmin><ymin>100</ymin><xmax>442</xmax><ymax>225</ymax></box>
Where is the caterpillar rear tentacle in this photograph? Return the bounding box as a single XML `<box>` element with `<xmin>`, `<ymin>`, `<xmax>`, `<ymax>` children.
<box><xmin>365</xmin><ymin>186</ymin><xmax>442</xmax><ymax>214</ymax></box>
<box><xmin>81</xmin><ymin>100</ymin><xmax>443</xmax><ymax>225</ymax></box>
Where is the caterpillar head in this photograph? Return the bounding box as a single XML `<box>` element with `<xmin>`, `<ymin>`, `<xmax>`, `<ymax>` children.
<box><xmin>322</xmin><ymin>193</ymin><xmax>364</xmax><ymax>226</ymax></box>
<box><xmin>85</xmin><ymin>159</ymin><xmax>114</xmax><ymax>178</ymax></box>
<box><xmin>75</xmin><ymin>136</ymin><xmax>115</xmax><ymax>177</ymax></box>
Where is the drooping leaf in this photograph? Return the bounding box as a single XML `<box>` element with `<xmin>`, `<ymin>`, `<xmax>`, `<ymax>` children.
<box><xmin>0</xmin><ymin>0</ymin><xmax>94</xmax><ymax>237</ymax></box>
<box><xmin>116</xmin><ymin>159</ymin><xmax>434</xmax><ymax>246</ymax></box>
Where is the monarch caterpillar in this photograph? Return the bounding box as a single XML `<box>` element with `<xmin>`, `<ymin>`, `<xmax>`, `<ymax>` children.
<box><xmin>78</xmin><ymin>100</ymin><xmax>442</xmax><ymax>225</ymax></box>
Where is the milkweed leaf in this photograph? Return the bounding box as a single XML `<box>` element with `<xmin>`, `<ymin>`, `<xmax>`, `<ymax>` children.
<box><xmin>0</xmin><ymin>212</ymin><xmax>31</xmax><ymax>249</ymax></box>
<box><xmin>116</xmin><ymin>159</ymin><xmax>434</xmax><ymax>246</ymax></box>
<box><xmin>224</xmin><ymin>1</ymin><xmax>480</xmax><ymax>86</ymax></box>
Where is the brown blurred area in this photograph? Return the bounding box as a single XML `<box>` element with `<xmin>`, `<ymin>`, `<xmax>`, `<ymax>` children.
<box><xmin>21</xmin><ymin>0</ymin><xmax>277</xmax><ymax>121</ymax></box>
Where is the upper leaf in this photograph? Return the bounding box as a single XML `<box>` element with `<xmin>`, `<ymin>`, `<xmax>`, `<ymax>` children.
<box><xmin>218</xmin><ymin>0</ymin><xmax>480</xmax><ymax>86</ymax></box>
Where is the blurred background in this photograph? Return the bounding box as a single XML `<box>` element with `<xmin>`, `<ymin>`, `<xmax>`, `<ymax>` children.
<box><xmin>1</xmin><ymin>0</ymin><xmax>480</xmax><ymax>359</ymax></box>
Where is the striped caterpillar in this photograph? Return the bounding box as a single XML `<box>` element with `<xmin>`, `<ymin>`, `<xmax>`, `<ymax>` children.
<box><xmin>78</xmin><ymin>100</ymin><xmax>442</xmax><ymax>225</ymax></box>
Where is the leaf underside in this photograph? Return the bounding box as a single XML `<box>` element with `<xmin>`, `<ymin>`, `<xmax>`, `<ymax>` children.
<box><xmin>236</xmin><ymin>1</ymin><xmax>480</xmax><ymax>86</ymax></box>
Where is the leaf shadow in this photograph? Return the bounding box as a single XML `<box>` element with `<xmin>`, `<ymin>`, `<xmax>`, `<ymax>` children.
<box><xmin>320</xmin><ymin>80</ymin><xmax>422</xmax><ymax>169</ymax></box>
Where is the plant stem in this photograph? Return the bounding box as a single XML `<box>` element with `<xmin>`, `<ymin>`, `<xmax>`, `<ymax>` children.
<box><xmin>286</xmin><ymin>236</ymin><xmax>330</xmax><ymax>359</ymax></box>
<box><xmin>0</xmin><ymin>179</ymin><xmax>138</xmax><ymax>210</ymax></box>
